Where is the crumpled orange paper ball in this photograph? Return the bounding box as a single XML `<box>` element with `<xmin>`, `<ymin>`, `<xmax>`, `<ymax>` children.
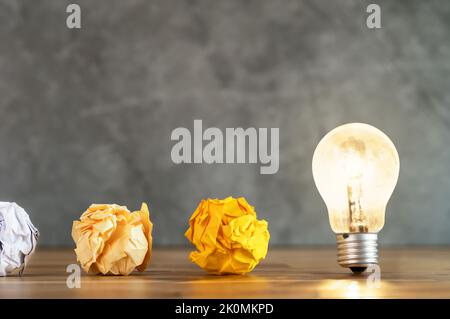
<box><xmin>185</xmin><ymin>196</ymin><xmax>270</xmax><ymax>275</ymax></box>
<box><xmin>72</xmin><ymin>203</ymin><xmax>153</xmax><ymax>275</ymax></box>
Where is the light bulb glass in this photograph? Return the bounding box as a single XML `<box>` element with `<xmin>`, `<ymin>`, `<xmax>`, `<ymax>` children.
<box><xmin>312</xmin><ymin>123</ymin><xmax>399</xmax><ymax>234</ymax></box>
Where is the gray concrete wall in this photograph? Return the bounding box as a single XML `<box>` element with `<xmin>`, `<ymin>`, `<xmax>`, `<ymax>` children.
<box><xmin>0</xmin><ymin>0</ymin><xmax>449</xmax><ymax>246</ymax></box>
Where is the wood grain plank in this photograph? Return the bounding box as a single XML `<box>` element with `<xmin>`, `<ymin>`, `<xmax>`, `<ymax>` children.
<box><xmin>1</xmin><ymin>248</ymin><xmax>449</xmax><ymax>298</ymax></box>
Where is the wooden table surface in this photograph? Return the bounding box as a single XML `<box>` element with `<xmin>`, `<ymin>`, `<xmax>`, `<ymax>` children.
<box><xmin>1</xmin><ymin>248</ymin><xmax>449</xmax><ymax>298</ymax></box>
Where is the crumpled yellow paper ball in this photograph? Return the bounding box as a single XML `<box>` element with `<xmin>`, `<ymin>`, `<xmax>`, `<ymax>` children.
<box><xmin>72</xmin><ymin>203</ymin><xmax>153</xmax><ymax>275</ymax></box>
<box><xmin>185</xmin><ymin>196</ymin><xmax>270</xmax><ymax>275</ymax></box>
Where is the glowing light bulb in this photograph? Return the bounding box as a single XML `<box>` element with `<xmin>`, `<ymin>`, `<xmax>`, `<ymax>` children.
<box><xmin>312</xmin><ymin>123</ymin><xmax>399</xmax><ymax>273</ymax></box>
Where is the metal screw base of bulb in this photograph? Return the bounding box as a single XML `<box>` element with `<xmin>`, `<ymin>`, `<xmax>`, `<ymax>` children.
<box><xmin>336</xmin><ymin>233</ymin><xmax>378</xmax><ymax>273</ymax></box>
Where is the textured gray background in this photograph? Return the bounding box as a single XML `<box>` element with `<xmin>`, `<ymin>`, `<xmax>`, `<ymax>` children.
<box><xmin>0</xmin><ymin>0</ymin><xmax>449</xmax><ymax>247</ymax></box>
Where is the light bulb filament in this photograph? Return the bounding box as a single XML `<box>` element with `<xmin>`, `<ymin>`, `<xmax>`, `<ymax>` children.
<box><xmin>347</xmin><ymin>177</ymin><xmax>368</xmax><ymax>233</ymax></box>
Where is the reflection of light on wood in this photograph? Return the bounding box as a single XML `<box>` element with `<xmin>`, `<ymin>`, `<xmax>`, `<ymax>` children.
<box><xmin>317</xmin><ymin>279</ymin><xmax>387</xmax><ymax>299</ymax></box>
<box><xmin>346</xmin><ymin>281</ymin><xmax>360</xmax><ymax>298</ymax></box>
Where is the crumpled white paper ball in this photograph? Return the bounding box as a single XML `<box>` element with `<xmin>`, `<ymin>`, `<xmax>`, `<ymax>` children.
<box><xmin>0</xmin><ymin>202</ymin><xmax>39</xmax><ymax>276</ymax></box>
